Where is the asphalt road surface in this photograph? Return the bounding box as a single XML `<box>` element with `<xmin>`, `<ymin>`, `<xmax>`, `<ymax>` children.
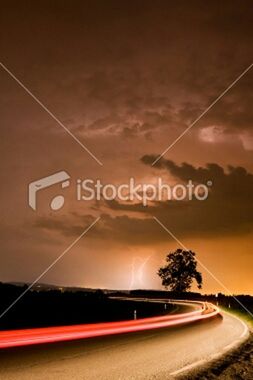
<box><xmin>0</xmin><ymin>305</ymin><xmax>248</xmax><ymax>379</ymax></box>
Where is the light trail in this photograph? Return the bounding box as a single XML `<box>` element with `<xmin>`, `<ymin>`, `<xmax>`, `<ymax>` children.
<box><xmin>0</xmin><ymin>300</ymin><xmax>219</xmax><ymax>349</ymax></box>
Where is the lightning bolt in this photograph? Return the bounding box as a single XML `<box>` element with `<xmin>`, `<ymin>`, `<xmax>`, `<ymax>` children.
<box><xmin>128</xmin><ymin>255</ymin><xmax>152</xmax><ymax>290</ymax></box>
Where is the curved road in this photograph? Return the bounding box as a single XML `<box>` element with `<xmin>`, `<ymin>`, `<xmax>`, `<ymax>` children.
<box><xmin>0</xmin><ymin>300</ymin><xmax>249</xmax><ymax>379</ymax></box>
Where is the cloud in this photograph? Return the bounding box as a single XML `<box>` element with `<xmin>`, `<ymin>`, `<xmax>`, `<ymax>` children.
<box><xmin>34</xmin><ymin>159</ymin><xmax>253</xmax><ymax>245</ymax></box>
<box><xmin>103</xmin><ymin>158</ymin><xmax>253</xmax><ymax>240</ymax></box>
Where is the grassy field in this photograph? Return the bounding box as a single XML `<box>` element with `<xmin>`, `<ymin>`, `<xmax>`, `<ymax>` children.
<box><xmin>220</xmin><ymin>306</ymin><xmax>253</xmax><ymax>330</ymax></box>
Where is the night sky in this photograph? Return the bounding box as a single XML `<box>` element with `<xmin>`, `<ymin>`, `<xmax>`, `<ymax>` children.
<box><xmin>1</xmin><ymin>1</ymin><xmax>253</xmax><ymax>293</ymax></box>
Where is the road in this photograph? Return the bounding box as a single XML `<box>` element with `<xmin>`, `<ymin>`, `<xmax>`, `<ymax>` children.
<box><xmin>0</xmin><ymin>301</ymin><xmax>249</xmax><ymax>379</ymax></box>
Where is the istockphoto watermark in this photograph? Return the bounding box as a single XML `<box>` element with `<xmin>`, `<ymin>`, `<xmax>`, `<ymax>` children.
<box><xmin>28</xmin><ymin>171</ymin><xmax>212</xmax><ymax>211</ymax></box>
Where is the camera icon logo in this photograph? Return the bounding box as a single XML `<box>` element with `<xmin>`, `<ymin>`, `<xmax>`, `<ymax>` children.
<box><xmin>28</xmin><ymin>171</ymin><xmax>70</xmax><ymax>211</ymax></box>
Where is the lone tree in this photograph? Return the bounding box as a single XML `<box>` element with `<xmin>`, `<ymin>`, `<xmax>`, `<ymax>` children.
<box><xmin>158</xmin><ymin>249</ymin><xmax>202</xmax><ymax>292</ymax></box>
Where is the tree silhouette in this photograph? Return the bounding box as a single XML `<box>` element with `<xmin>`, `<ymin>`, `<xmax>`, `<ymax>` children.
<box><xmin>158</xmin><ymin>249</ymin><xmax>202</xmax><ymax>292</ymax></box>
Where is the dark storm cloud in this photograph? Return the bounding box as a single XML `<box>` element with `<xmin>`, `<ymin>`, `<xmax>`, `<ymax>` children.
<box><xmin>34</xmin><ymin>212</ymin><xmax>166</xmax><ymax>246</ymax></box>
<box><xmin>177</xmin><ymin>75</ymin><xmax>253</xmax><ymax>134</ymax></box>
<box><xmin>1</xmin><ymin>0</ymin><xmax>253</xmax><ymax>291</ymax></box>
<box><xmin>103</xmin><ymin>159</ymin><xmax>253</xmax><ymax>240</ymax></box>
<box><xmin>141</xmin><ymin>155</ymin><xmax>226</xmax><ymax>182</ymax></box>
<box><xmin>34</xmin><ymin>214</ymin><xmax>97</xmax><ymax>238</ymax></box>
<box><xmin>35</xmin><ymin>159</ymin><xmax>253</xmax><ymax>244</ymax></box>
<box><xmin>2</xmin><ymin>0</ymin><xmax>252</xmax><ymax>143</ymax></box>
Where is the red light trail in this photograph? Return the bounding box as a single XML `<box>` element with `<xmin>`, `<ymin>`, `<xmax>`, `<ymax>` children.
<box><xmin>0</xmin><ymin>301</ymin><xmax>219</xmax><ymax>349</ymax></box>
